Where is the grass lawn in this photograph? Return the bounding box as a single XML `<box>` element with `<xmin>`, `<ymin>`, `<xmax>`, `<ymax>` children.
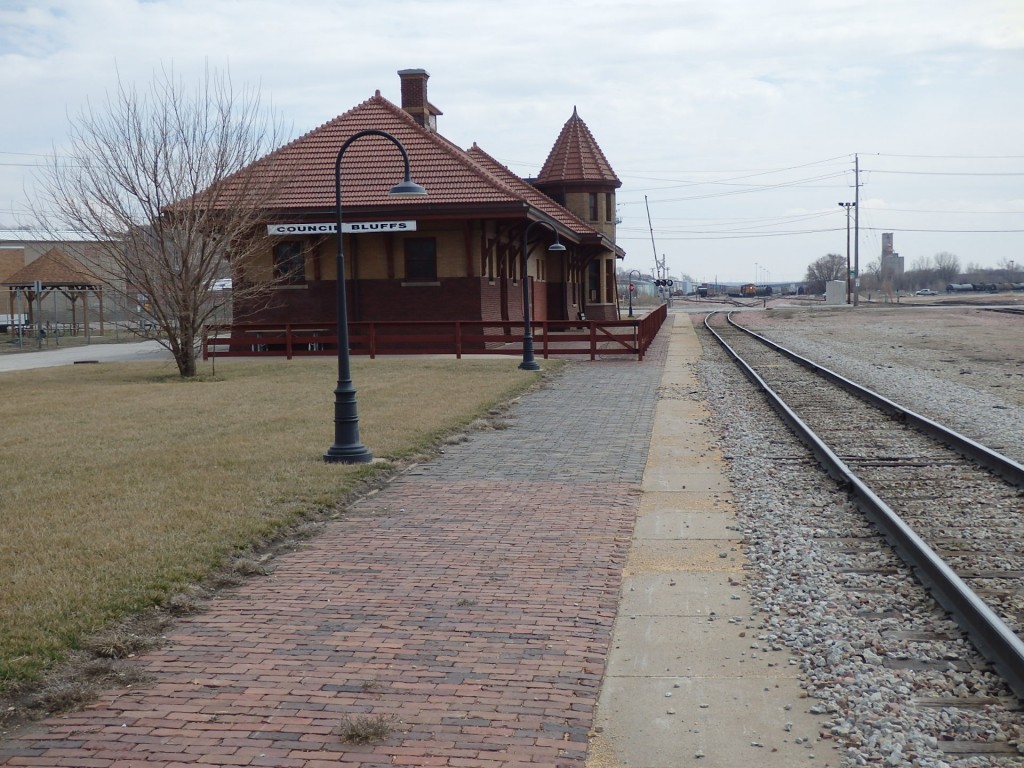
<box><xmin>0</xmin><ymin>355</ymin><xmax>548</xmax><ymax>693</ymax></box>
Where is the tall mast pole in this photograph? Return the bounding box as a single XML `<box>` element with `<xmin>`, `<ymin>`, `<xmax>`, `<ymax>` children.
<box><xmin>853</xmin><ymin>153</ymin><xmax>860</xmax><ymax>307</ymax></box>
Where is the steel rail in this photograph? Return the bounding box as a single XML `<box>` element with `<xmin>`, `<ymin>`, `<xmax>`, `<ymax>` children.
<box><xmin>725</xmin><ymin>312</ymin><xmax>1024</xmax><ymax>488</ymax></box>
<box><xmin>704</xmin><ymin>311</ymin><xmax>1024</xmax><ymax>703</ymax></box>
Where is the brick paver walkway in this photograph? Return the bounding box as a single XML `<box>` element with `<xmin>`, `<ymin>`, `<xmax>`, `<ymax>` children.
<box><xmin>0</xmin><ymin>325</ymin><xmax>669</xmax><ymax>767</ymax></box>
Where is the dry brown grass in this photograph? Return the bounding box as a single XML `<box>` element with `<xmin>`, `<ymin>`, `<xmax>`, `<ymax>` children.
<box><xmin>0</xmin><ymin>355</ymin><xmax>548</xmax><ymax>692</ymax></box>
<box><xmin>337</xmin><ymin>713</ymin><xmax>402</xmax><ymax>744</ymax></box>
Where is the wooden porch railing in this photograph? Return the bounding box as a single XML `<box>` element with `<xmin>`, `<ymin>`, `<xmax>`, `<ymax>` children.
<box><xmin>202</xmin><ymin>305</ymin><xmax>667</xmax><ymax>363</ymax></box>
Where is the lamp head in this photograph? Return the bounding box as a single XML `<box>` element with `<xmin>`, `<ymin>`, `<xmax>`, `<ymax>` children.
<box><xmin>388</xmin><ymin>179</ymin><xmax>428</xmax><ymax>196</ymax></box>
<box><xmin>547</xmin><ymin>233</ymin><xmax>567</xmax><ymax>252</ymax></box>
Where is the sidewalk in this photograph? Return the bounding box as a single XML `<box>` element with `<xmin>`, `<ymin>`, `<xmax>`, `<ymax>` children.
<box><xmin>0</xmin><ymin>313</ymin><xmax>833</xmax><ymax>767</ymax></box>
<box><xmin>0</xmin><ymin>340</ymin><xmax>171</xmax><ymax>372</ymax></box>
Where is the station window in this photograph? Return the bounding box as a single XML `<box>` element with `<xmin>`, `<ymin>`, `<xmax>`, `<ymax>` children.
<box><xmin>404</xmin><ymin>237</ymin><xmax>437</xmax><ymax>281</ymax></box>
<box><xmin>273</xmin><ymin>241</ymin><xmax>305</xmax><ymax>283</ymax></box>
<box><xmin>606</xmin><ymin>193</ymin><xmax>614</xmax><ymax>222</ymax></box>
<box><xmin>589</xmin><ymin>193</ymin><xmax>599</xmax><ymax>221</ymax></box>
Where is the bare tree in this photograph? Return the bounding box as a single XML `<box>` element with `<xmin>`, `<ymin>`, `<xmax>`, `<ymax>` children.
<box><xmin>35</xmin><ymin>65</ymin><xmax>287</xmax><ymax>377</ymax></box>
<box><xmin>910</xmin><ymin>255</ymin><xmax>934</xmax><ymax>273</ymax></box>
<box><xmin>997</xmin><ymin>257</ymin><xmax>1019</xmax><ymax>281</ymax></box>
<box><xmin>853</xmin><ymin>259</ymin><xmax>880</xmax><ymax>294</ymax></box>
<box><xmin>933</xmin><ymin>251</ymin><xmax>961</xmax><ymax>285</ymax></box>
<box><xmin>804</xmin><ymin>253</ymin><xmax>846</xmax><ymax>295</ymax></box>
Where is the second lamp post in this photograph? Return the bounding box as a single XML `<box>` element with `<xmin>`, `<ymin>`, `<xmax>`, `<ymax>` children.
<box><xmin>519</xmin><ymin>219</ymin><xmax>566</xmax><ymax>371</ymax></box>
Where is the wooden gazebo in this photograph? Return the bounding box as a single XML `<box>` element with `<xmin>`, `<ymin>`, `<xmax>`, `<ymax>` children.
<box><xmin>2</xmin><ymin>248</ymin><xmax>105</xmax><ymax>335</ymax></box>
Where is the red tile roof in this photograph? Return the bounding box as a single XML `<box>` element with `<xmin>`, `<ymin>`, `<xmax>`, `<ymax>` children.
<box><xmin>214</xmin><ymin>93</ymin><xmax>608</xmax><ymax>243</ymax></box>
<box><xmin>537</xmin><ymin>108</ymin><xmax>621</xmax><ymax>188</ymax></box>
<box><xmin>226</xmin><ymin>94</ymin><xmax>525</xmax><ymax>211</ymax></box>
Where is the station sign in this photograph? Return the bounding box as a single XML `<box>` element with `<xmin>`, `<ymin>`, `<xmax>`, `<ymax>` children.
<box><xmin>267</xmin><ymin>221</ymin><xmax>416</xmax><ymax>235</ymax></box>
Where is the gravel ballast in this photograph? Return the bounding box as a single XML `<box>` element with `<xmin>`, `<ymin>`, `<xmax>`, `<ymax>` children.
<box><xmin>693</xmin><ymin>305</ymin><xmax>1024</xmax><ymax>768</ymax></box>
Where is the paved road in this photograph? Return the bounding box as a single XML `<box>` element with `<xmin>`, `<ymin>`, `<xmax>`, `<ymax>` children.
<box><xmin>0</xmin><ymin>340</ymin><xmax>172</xmax><ymax>372</ymax></box>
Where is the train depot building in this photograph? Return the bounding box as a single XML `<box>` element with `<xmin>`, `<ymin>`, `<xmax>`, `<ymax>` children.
<box><xmin>225</xmin><ymin>69</ymin><xmax>625</xmax><ymax>328</ymax></box>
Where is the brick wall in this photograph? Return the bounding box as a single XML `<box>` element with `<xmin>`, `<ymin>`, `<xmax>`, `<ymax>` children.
<box><xmin>480</xmin><ymin>280</ymin><xmax>504</xmax><ymax>321</ymax></box>
<box><xmin>234</xmin><ymin>276</ymin><xmax>573</xmax><ymax>325</ymax></box>
<box><xmin>357</xmin><ymin>278</ymin><xmax>483</xmax><ymax>321</ymax></box>
<box><xmin>581</xmin><ymin>302</ymin><xmax>618</xmax><ymax>322</ymax></box>
<box><xmin>236</xmin><ymin>282</ymin><xmax>336</xmax><ymax>325</ymax></box>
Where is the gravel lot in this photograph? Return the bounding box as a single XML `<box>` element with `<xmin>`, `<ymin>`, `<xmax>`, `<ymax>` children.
<box><xmin>693</xmin><ymin>303</ymin><xmax>1024</xmax><ymax>768</ymax></box>
<box><xmin>736</xmin><ymin>304</ymin><xmax>1024</xmax><ymax>463</ymax></box>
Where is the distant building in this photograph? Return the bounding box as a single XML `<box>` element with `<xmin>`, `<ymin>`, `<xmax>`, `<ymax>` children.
<box><xmin>880</xmin><ymin>233</ymin><xmax>904</xmax><ymax>278</ymax></box>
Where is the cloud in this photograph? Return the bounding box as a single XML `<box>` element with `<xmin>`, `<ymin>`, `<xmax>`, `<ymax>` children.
<box><xmin>2</xmin><ymin>0</ymin><xmax>1022</xmax><ymax>279</ymax></box>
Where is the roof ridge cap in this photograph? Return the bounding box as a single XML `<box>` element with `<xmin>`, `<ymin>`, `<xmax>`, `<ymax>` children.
<box><xmin>251</xmin><ymin>91</ymin><xmax>415</xmax><ymax>167</ymax></box>
<box><xmin>466</xmin><ymin>145</ymin><xmax>601</xmax><ymax>236</ymax></box>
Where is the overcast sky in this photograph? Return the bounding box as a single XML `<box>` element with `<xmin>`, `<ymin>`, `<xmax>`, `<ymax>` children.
<box><xmin>2</xmin><ymin>0</ymin><xmax>1022</xmax><ymax>283</ymax></box>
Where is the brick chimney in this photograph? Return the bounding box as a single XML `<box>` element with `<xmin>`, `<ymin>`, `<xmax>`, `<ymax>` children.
<box><xmin>398</xmin><ymin>68</ymin><xmax>442</xmax><ymax>131</ymax></box>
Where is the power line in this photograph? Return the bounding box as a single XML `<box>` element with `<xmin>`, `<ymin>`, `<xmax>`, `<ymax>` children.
<box><xmin>618</xmin><ymin>219</ymin><xmax>1024</xmax><ymax>242</ymax></box>
<box><xmin>867</xmin><ymin>170</ymin><xmax>1024</xmax><ymax>176</ymax></box>
<box><xmin>863</xmin><ymin>227</ymin><xmax>1024</xmax><ymax>233</ymax></box>
<box><xmin>618</xmin><ymin>171</ymin><xmax>851</xmax><ymax>203</ymax></box>
<box><xmin>872</xmin><ymin>153</ymin><xmax>1024</xmax><ymax>160</ymax></box>
<box><xmin>618</xmin><ymin>227</ymin><xmax>844</xmax><ymax>241</ymax></box>
<box><xmin>864</xmin><ymin>207</ymin><xmax>1024</xmax><ymax>215</ymax></box>
<box><xmin>613</xmin><ymin>154</ymin><xmax>852</xmax><ymax>189</ymax></box>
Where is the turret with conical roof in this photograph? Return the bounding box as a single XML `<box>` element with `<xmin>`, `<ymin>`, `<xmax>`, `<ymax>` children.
<box><xmin>534</xmin><ymin>108</ymin><xmax>621</xmax><ymax>241</ymax></box>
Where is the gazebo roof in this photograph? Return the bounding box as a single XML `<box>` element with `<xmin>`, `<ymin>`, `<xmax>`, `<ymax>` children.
<box><xmin>1</xmin><ymin>248</ymin><xmax>102</xmax><ymax>288</ymax></box>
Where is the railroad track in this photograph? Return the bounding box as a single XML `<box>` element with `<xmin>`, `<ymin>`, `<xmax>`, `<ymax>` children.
<box><xmin>703</xmin><ymin>310</ymin><xmax>1024</xmax><ymax>703</ymax></box>
<box><xmin>983</xmin><ymin>307</ymin><xmax>1024</xmax><ymax>317</ymax></box>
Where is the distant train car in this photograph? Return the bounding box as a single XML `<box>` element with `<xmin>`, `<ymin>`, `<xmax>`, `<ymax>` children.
<box><xmin>945</xmin><ymin>282</ymin><xmax>1017</xmax><ymax>294</ymax></box>
<box><xmin>740</xmin><ymin>283</ymin><xmax>757</xmax><ymax>297</ymax></box>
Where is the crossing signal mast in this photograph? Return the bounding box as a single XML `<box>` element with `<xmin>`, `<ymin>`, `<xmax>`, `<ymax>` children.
<box><xmin>654</xmin><ymin>257</ymin><xmax>673</xmax><ymax>305</ymax></box>
<box><xmin>645</xmin><ymin>196</ymin><xmax>672</xmax><ymax>305</ymax></box>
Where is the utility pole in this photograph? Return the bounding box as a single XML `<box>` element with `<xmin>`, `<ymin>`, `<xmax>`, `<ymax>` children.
<box><xmin>839</xmin><ymin>202</ymin><xmax>856</xmax><ymax>304</ymax></box>
<box><xmin>853</xmin><ymin>153</ymin><xmax>860</xmax><ymax>307</ymax></box>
